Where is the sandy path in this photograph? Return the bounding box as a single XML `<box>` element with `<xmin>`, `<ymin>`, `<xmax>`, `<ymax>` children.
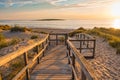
<box><xmin>87</xmin><ymin>37</ymin><xmax>120</xmax><ymax>80</ymax></box>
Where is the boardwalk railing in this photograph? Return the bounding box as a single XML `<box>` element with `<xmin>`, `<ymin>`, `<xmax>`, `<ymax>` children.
<box><xmin>0</xmin><ymin>34</ymin><xmax>49</xmax><ymax>80</ymax></box>
<box><xmin>70</xmin><ymin>33</ymin><xmax>96</xmax><ymax>58</ymax></box>
<box><xmin>0</xmin><ymin>33</ymin><xmax>97</xmax><ymax>80</ymax></box>
<box><xmin>49</xmin><ymin>33</ymin><xmax>68</xmax><ymax>45</ymax></box>
<box><xmin>67</xmin><ymin>39</ymin><xmax>97</xmax><ymax>80</ymax></box>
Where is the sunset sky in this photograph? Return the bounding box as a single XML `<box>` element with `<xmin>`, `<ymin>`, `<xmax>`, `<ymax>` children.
<box><xmin>0</xmin><ymin>0</ymin><xmax>120</xmax><ymax>20</ymax></box>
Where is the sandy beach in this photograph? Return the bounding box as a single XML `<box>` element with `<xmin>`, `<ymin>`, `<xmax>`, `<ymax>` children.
<box><xmin>87</xmin><ymin>37</ymin><xmax>120</xmax><ymax>79</ymax></box>
<box><xmin>0</xmin><ymin>28</ymin><xmax>120</xmax><ymax>80</ymax></box>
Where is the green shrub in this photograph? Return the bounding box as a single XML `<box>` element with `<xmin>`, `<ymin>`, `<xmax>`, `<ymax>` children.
<box><xmin>9</xmin><ymin>38</ymin><xmax>20</xmax><ymax>45</ymax></box>
<box><xmin>0</xmin><ymin>41</ymin><xmax>8</xmax><ymax>49</ymax></box>
<box><xmin>31</xmin><ymin>35</ymin><xmax>38</xmax><ymax>39</ymax></box>
<box><xmin>10</xmin><ymin>26</ymin><xmax>31</xmax><ymax>32</ymax></box>
<box><xmin>40</xmin><ymin>31</ymin><xmax>47</xmax><ymax>34</ymax></box>
<box><xmin>0</xmin><ymin>25</ymin><xmax>11</xmax><ymax>30</ymax></box>
<box><xmin>59</xmin><ymin>37</ymin><xmax>65</xmax><ymax>42</ymax></box>
<box><xmin>0</xmin><ymin>34</ymin><xmax>5</xmax><ymax>41</ymax></box>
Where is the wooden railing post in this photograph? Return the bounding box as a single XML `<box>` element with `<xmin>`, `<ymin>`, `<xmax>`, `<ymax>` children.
<box><xmin>65</xmin><ymin>34</ymin><xmax>68</xmax><ymax>45</ymax></box>
<box><xmin>93</xmin><ymin>40</ymin><xmax>96</xmax><ymax>58</ymax></box>
<box><xmin>56</xmin><ymin>34</ymin><xmax>58</xmax><ymax>45</ymax></box>
<box><xmin>48</xmin><ymin>34</ymin><xmax>50</xmax><ymax>46</ymax></box>
<box><xmin>0</xmin><ymin>74</ymin><xmax>2</xmax><ymax>80</ymax></box>
<box><xmin>79</xmin><ymin>41</ymin><xmax>82</xmax><ymax>53</ymax></box>
<box><xmin>72</xmin><ymin>53</ymin><xmax>75</xmax><ymax>80</ymax></box>
<box><xmin>42</xmin><ymin>42</ymin><xmax>45</xmax><ymax>57</ymax></box>
<box><xmin>24</xmin><ymin>52</ymin><xmax>30</xmax><ymax>80</ymax></box>
<box><xmin>37</xmin><ymin>45</ymin><xmax>40</xmax><ymax>64</ymax></box>
<box><xmin>68</xmin><ymin>46</ymin><xmax>71</xmax><ymax>64</ymax></box>
<box><xmin>46</xmin><ymin>39</ymin><xmax>48</xmax><ymax>50</ymax></box>
<box><xmin>87</xmin><ymin>37</ymin><xmax>89</xmax><ymax>48</ymax></box>
<box><xmin>83</xmin><ymin>34</ymin><xmax>85</xmax><ymax>45</ymax></box>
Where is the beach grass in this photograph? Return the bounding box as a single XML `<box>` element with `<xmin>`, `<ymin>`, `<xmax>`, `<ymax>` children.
<box><xmin>70</xmin><ymin>27</ymin><xmax>120</xmax><ymax>54</ymax></box>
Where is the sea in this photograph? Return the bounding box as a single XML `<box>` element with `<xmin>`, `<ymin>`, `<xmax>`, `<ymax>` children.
<box><xmin>0</xmin><ymin>19</ymin><xmax>118</xmax><ymax>29</ymax></box>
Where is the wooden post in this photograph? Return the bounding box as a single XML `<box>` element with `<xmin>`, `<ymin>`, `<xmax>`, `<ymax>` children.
<box><xmin>46</xmin><ymin>39</ymin><xmax>48</xmax><ymax>50</ymax></box>
<box><xmin>72</xmin><ymin>53</ymin><xmax>75</xmax><ymax>80</ymax></box>
<box><xmin>83</xmin><ymin>34</ymin><xmax>85</xmax><ymax>45</ymax></box>
<box><xmin>37</xmin><ymin>46</ymin><xmax>40</xmax><ymax>64</ymax></box>
<box><xmin>87</xmin><ymin>37</ymin><xmax>89</xmax><ymax>48</ymax></box>
<box><xmin>93</xmin><ymin>40</ymin><xmax>96</xmax><ymax>58</ymax></box>
<box><xmin>81</xmin><ymin>70</ymin><xmax>86</xmax><ymax>80</ymax></box>
<box><xmin>79</xmin><ymin>41</ymin><xmax>82</xmax><ymax>53</ymax></box>
<box><xmin>68</xmin><ymin>46</ymin><xmax>70</xmax><ymax>64</ymax></box>
<box><xmin>56</xmin><ymin>34</ymin><xmax>58</xmax><ymax>45</ymax></box>
<box><xmin>24</xmin><ymin>52</ymin><xmax>30</xmax><ymax>80</ymax></box>
<box><xmin>42</xmin><ymin>42</ymin><xmax>44</xmax><ymax>57</ymax></box>
<box><xmin>48</xmin><ymin>34</ymin><xmax>50</xmax><ymax>46</ymax></box>
<box><xmin>65</xmin><ymin>34</ymin><xmax>68</xmax><ymax>45</ymax></box>
<box><xmin>0</xmin><ymin>74</ymin><xmax>2</xmax><ymax>80</ymax></box>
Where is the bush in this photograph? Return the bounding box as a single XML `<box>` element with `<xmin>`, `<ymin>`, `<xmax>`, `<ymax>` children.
<box><xmin>9</xmin><ymin>38</ymin><xmax>20</xmax><ymax>45</ymax></box>
<box><xmin>31</xmin><ymin>35</ymin><xmax>38</xmax><ymax>39</ymax></box>
<box><xmin>0</xmin><ymin>41</ymin><xmax>8</xmax><ymax>49</ymax></box>
<box><xmin>59</xmin><ymin>37</ymin><xmax>65</xmax><ymax>42</ymax></box>
<box><xmin>0</xmin><ymin>34</ymin><xmax>5</xmax><ymax>41</ymax></box>
<box><xmin>10</xmin><ymin>26</ymin><xmax>31</xmax><ymax>32</ymax></box>
<box><xmin>0</xmin><ymin>25</ymin><xmax>11</xmax><ymax>30</ymax></box>
<box><xmin>40</xmin><ymin>31</ymin><xmax>47</xmax><ymax>34</ymax></box>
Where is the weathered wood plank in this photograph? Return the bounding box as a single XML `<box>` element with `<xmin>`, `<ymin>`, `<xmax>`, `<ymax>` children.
<box><xmin>30</xmin><ymin>45</ymin><xmax>72</xmax><ymax>80</ymax></box>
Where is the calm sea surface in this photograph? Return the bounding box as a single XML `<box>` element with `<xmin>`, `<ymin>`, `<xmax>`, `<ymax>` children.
<box><xmin>0</xmin><ymin>19</ymin><xmax>116</xmax><ymax>29</ymax></box>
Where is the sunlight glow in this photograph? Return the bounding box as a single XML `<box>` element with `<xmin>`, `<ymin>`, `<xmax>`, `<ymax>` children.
<box><xmin>111</xmin><ymin>3</ymin><xmax>120</xmax><ymax>17</ymax></box>
<box><xmin>113</xmin><ymin>19</ymin><xmax>120</xmax><ymax>29</ymax></box>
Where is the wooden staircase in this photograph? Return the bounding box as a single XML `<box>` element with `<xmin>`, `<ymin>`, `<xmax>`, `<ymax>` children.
<box><xmin>30</xmin><ymin>45</ymin><xmax>72</xmax><ymax>80</ymax></box>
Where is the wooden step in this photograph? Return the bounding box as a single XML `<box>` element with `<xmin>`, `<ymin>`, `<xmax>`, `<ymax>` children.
<box><xmin>31</xmin><ymin>74</ymin><xmax>72</xmax><ymax>80</ymax></box>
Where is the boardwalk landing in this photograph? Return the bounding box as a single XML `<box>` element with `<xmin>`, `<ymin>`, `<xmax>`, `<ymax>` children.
<box><xmin>30</xmin><ymin>45</ymin><xmax>72</xmax><ymax>80</ymax></box>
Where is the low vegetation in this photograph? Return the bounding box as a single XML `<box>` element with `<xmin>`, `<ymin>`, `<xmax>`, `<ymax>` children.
<box><xmin>31</xmin><ymin>35</ymin><xmax>38</xmax><ymax>39</ymax></box>
<box><xmin>0</xmin><ymin>25</ymin><xmax>11</xmax><ymax>30</ymax></box>
<box><xmin>10</xmin><ymin>26</ymin><xmax>31</xmax><ymax>32</ymax></box>
<box><xmin>0</xmin><ymin>34</ymin><xmax>20</xmax><ymax>49</ymax></box>
<box><xmin>69</xmin><ymin>27</ymin><xmax>120</xmax><ymax>54</ymax></box>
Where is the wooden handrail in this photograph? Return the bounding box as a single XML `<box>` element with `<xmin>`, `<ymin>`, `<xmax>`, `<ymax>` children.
<box><xmin>0</xmin><ymin>34</ymin><xmax>49</xmax><ymax>66</ymax></box>
<box><xmin>0</xmin><ymin>34</ymin><xmax>49</xmax><ymax>80</ymax></box>
<box><xmin>67</xmin><ymin>39</ymin><xmax>97</xmax><ymax>80</ymax></box>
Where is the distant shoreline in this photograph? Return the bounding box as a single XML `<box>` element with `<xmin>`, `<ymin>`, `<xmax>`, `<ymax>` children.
<box><xmin>34</xmin><ymin>19</ymin><xmax>65</xmax><ymax>21</ymax></box>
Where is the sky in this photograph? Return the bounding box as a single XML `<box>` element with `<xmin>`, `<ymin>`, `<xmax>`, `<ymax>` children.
<box><xmin>0</xmin><ymin>0</ymin><xmax>120</xmax><ymax>20</ymax></box>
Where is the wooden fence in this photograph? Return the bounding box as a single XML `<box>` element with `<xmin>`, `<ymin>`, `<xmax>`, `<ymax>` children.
<box><xmin>49</xmin><ymin>33</ymin><xmax>68</xmax><ymax>45</ymax></box>
<box><xmin>67</xmin><ymin>39</ymin><xmax>97</xmax><ymax>80</ymax></box>
<box><xmin>70</xmin><ymin>33</ymin><xmax>96</xmax><ymax>58</ymax></box>
<box><xmin>0</xmin><ymin>34</ymin><xmax>49</xmax><ymax>80</ymax></box>
<box><xmin>0</xmin><ymin>33</ymin><xmax>97</xmax><ymax>80</ymax></box>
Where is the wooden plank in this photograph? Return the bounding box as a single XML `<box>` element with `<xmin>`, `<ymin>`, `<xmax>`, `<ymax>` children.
<box><xmin>30</xmin><ymin>45</ymin><xmax>72</xmax><ymax>80</ymax></box>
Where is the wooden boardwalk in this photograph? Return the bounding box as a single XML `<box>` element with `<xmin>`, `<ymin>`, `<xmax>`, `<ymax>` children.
<box><xmin>0</xmin><ymin>33</ymin><xmax>97</xmax><ymax>80</ymax></box>
<box><xmin>30</xmin><ymin>45</ymin><xmax>72</xmax><ymax>80</ymax></box>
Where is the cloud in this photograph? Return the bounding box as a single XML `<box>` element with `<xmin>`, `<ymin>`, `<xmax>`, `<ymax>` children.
<box><xmin>0</xmin><ymin>0</ymin><xmax>117</xmax><ymax>8</ymax></box>
<box><xmin>0</xmin><ymin>0</ymin><xmax>45</xmax><ymax>7</ymax></box>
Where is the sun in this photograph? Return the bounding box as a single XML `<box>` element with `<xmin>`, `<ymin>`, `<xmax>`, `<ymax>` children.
<box><xmin>111</xmin><ymin>2</ymin><xmax>120</xmax><ymax>17</ymax></box>
<box><xmin>113</xmin><ymin>19</ymin><xmax>120</xmax><ymax>29</ymax></box>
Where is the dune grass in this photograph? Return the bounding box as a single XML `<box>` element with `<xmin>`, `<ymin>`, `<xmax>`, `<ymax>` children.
<box><xmin>0</xmin><ymin>25</ymin><xmax>11</xmax><ymax>30</ymax></box>
<box><xmin>31</xmin><ymin>35</ymin><xmax>38</xmax><ymax>39</ymax></box>
<box><xmin>10</xmin><ymin>26</ymin><xmax>32</xmax><ymax>32</ymax></box>
<box><xmin>69</xmin><ymin>27</ymin><xmax>120</xmax><ymax>54</ymax></box>
<box><xmin>0</xmin><ymin>34</ymin><xmax>20</xmax><ymax>49</ymax></box>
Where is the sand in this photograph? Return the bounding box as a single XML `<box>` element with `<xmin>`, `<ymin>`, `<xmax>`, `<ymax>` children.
<box><xmin>0</xmin><ymin>28</ymin><xmax>120</xmax><ymax>79</ymax></box>
<box><xmin>87</xmin><ymin>37</ymin><xmax>120</xmax><ymax>79</ymax></box>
